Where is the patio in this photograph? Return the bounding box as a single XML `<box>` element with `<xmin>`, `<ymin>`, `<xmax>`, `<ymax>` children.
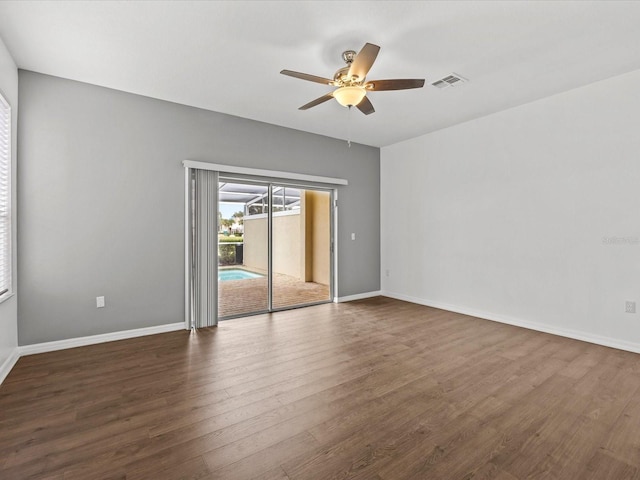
<box><xmin>218</xmin><ymin>273</ymin><xmax>330</xmax><ymax>318</ymax></box>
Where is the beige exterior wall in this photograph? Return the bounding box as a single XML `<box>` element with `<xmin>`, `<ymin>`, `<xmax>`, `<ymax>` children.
<box><xmin>244</xmin><ymin>212</ymin><xmax>301</xmax><ymax>278</ymax></box>
<box><xmin>273</xmin><ymin>212</ymin><xmax>301</xmax><ymax>278</ymax></box>
<box><xmin>309</xmin><ymin>191</ymin><xmax>331</xmax><ymax>286</ymax></box>
<box><xmin>301</xmin><ymin>194</ymin><xmax>312</xmax><ymax>282</ymax></box>
<box><xmin>242</xmin><ymin>214</ymin><xmax>268</xmax><ymax>274</ymax></box>
<box><xmin>242</xmin><ymin>190</ymin><xmax>330</xmax><ymax>285</ymax></box>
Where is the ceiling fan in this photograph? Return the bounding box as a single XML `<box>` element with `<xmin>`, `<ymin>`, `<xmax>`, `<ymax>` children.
<box><xmin>281</xmin><ymin>42</ymin><xmax>425</xmax><ymax>115</ymax></box>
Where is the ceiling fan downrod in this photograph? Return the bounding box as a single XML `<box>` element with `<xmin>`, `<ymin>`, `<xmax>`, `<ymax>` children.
<box><xmin>342</xmin><ymin>50</ymin><xmax>357</xmax><ymax>65</ymax></box>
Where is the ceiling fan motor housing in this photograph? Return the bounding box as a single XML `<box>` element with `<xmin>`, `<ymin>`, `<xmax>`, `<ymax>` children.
<box><xmin>333</xmin><ymin>66</ymin><xmax>353</xmax><ymax>84</ymax></box>
<box><xmin>335</xmin><ymin>50</ymin><xmax>362</xmax><ymax>84</ymax></box>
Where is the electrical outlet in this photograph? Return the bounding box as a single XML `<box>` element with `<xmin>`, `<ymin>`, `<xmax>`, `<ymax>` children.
<box><xmin>626</xmin><ymin>301</ymin><xmax>636</xmax><ymax>313</ymax></box>
<box><xmin>385</xmin><ymin>269</ymin><xmax>390</xmax><ymax>277</ymax></box>
<box><xmin>96</xmin><ymin>296</ymin><xmax>105</xmax><ymax>308</ymax></box>
<box><xmin>351</xmin><ymin>233</ymin><xmax>356</xmax><ymax>240</ymax></box>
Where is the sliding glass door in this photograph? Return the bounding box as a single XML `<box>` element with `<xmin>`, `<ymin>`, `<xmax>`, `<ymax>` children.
<box><xmin>217</xmin><ymin>181</ymin><xmax>269</xmax><ymax>318</ymax></box>
<box><xmin>272</xmin><ymin>185</ymin><xmax>332</xmax><ymax>310</ymax></box>
<box><xmin>217</xmin><ymin>179</ymin><xmax>333</xmax><ymax>319</ymax></box>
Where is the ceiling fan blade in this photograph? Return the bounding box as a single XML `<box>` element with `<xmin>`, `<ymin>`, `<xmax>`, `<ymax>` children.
<box><xmin>281</xmin><ymin>70</ymin><xmax>334</xmax><ymax>85</ymax></box>
<box><xmin>356</xmin><ymin>96</ymin><xmax>375</xmax><ymax>115</ymax></box>
<box><xmin>348</xmin><ymin>43</ymin><xmax>380</xmax><ymax>81</ymax></box>
<box><xmin>299</xmin><ymin>92</ymin><xmax>334</xmax><ymax>110</ymax></box>
<box><xmin>365</xmin><ymin>79</ymin><xmax>425</xmax><ymax>91</ymax></box>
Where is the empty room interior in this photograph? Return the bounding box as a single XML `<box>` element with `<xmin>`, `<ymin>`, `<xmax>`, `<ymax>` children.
<box><xmin>1</xmin><ymin>1</ymin><xmax>640</xmax><ymax>479</ymax></box>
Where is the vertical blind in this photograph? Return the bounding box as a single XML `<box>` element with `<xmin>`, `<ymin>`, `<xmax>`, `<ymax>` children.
<box><xmin>189</xmin><ymin>169</ymin><xmax>218</xmax><ymax>328</ymax></box>
<box><xmin>0</xmin><ymin>93</ymin><xmax>10</xmax><ymax>298</ymax></box>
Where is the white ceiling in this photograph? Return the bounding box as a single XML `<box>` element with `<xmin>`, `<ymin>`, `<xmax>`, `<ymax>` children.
<box><xmin>1</xmin><ymin>1</ymin><xmax>640</xmax><ymax>147</ymax></box>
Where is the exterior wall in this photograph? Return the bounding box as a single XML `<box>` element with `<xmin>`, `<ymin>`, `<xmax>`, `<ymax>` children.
<box><xmin>243</xmin><ymin>212</ymin><xmax>301</xmax><ymax>278</ymax></box>
<box><xmin>309</xmin><ymin>191</ymin><xmax>330</xmax><ymax>286</ymax></box>
<box><xmin>243</xmin><ymin>192</ymin><xmax>330</xmax><ymax>285</ymax></box>
<box><xmin>242</xmin><ymin>215</ymin><xmax>268</xmax><ymax>274</ymax></box>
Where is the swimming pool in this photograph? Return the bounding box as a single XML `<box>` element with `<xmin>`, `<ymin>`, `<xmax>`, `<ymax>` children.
<box><xmin>218</xmin><ymin>269</ymin><xmax>264</xmax><ymax>281</ymax></box>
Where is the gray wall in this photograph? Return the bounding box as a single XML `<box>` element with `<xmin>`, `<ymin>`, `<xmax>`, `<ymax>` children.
<box><xmin>381</xmin><ymin>68</ymin><xmax>640</xmax><ymax>352</ymax></box>
<box><xmin>18</xmin><ymin>71</ymin><xmax>380</xmax><ymax>345</ymax></box>
<box><xmin>0</xmin><ymin>37</ymin><xmax>18</xmax><ymax>368</ymax></box>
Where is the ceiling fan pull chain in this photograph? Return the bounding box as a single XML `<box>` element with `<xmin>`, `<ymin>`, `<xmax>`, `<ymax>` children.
<box><xmin>347</xmin><ymin>105</ymin><xmax>352</xmax><ymax>148</ymax></box>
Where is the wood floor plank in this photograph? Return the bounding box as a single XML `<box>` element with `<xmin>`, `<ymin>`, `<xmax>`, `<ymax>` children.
<box><xmin>202</xmin><ymin>431</ymin><xmax>318</xmax><ymax>480</ymax></box>
<box><xmin>462</xmin><ymin>462</ymin><xmax>520</xmax><ymax>480</ymax></box>
<box><xmin>601</xmin><ymin>388</ymin><xmax>640</xmax><ymax>468</ymax></box>
<box><xmin>578</xmin><ymin>451</ymin><xmax>639</xmax><ymax>480</ymax></box>
<box><xmin>1</xmin><ymin>297</ymin><xmax>640</xmax><ymax>479</ymax></box>
<box><xmin>244</xmin><ymin>466</ymin><xmax>292</xmax><ymax>480</ymax></box>
<box><xmin>281</xmin><ymin>384</ymin><xmax>449</xmax><ymax>479</ymax></box>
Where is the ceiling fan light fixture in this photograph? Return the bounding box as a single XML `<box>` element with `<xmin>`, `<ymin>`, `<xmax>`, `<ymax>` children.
<box><xmin>333</xmin><ymin>86</ymin><xmax>366</xmax><ymax>107</ymax></box>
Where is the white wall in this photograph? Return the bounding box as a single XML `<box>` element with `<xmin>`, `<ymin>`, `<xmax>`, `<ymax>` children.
<box><xmin>382</xmin><ymin>68</ymin><xmax>640</xmax><ymax>352</ymax></box>
<box><xmin>0</xmin><ymin>36</ymin><xmax>18</xmax><ymax>379</ymax></box>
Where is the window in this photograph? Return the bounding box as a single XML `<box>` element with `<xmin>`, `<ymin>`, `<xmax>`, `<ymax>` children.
<box><xmin>0</xmin><ymin>92</ymin><xmax>11</xmax><ymax>300</ymax></box>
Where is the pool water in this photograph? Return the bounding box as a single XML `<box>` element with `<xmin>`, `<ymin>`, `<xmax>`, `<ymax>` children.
<box><xmin>219</xmin><ymin>269</ymin><xmax>264</xmax><ymax>281</ymax></box>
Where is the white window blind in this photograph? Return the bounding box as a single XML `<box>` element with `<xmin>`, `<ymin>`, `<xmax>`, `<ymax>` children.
<box><xmin>0</xmin><ymin>92</ymin><xmax>11</xmax><ymax>298</ymax></box>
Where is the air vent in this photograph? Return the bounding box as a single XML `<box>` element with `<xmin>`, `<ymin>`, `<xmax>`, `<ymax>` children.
<box><xmin>431</xmin><ymin>73</ymin><xmax>467</xmax><ymax>89</ymax></box>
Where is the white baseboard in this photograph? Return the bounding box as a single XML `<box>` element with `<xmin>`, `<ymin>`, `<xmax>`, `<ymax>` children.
<box><xmin>0</xmin><ymin>347</ymin><xmax>20</xmax><ymax>385</ymax></box>
<box><xmin>382</xmin><ymin>291</ymin><xmax>640</xmax><ymax>355</ymax></box>
<box><xmin>337</xmin><ymin>290</ymin><xmax>382</xmax><ymax>303</ymax></box>
<box><xmin>19</xmin><ymin>322</ymin><xmax>186</xmax><ymax>356</ymax></box>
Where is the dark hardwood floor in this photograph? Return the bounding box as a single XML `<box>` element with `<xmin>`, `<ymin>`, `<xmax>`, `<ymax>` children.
<box><xmin>1</xmin><ymin>297</ymin><xmax>640</xmax><ymax>479</ymax></box>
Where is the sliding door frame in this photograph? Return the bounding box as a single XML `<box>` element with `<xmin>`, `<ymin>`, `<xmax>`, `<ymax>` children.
<box><xmin>267</xmin><ymin>184</ymin><xmax>274</xmax><ymax>312</ymax></box>
<box><xmin>218</xmin><ymin>176</ymin><xmax>336</xmax><ymax>319</ymax></box>
<box><xmin>184</xmin><ymin>160</ymin><xmax>347</xmax><ymax>328</ymax></box>
<box><xmin>219</xmin><ymin>176</ymin><xmax>273</xmax><ymax>319</ymax></box>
